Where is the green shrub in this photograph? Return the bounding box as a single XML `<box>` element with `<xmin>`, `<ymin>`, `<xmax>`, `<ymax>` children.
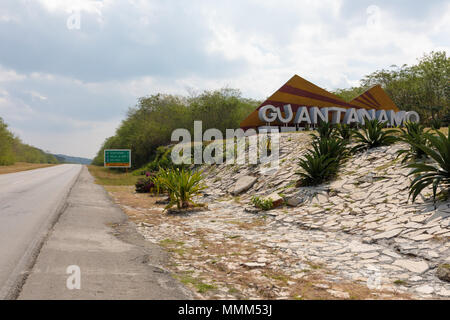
<box><xmin>406</xmin><ymin>127</ymin><xmax>450</xmax><ymax>203</ymax></box>
<box><xmin>313</xmin><ymin>121</ymin><xmax>334</xmax><ymax>140</ymax></box>
<box><xmin>251</xmin><ymin>196</ymin><xmax>273</xmax><ymax>211</ymax></box>
<box><xmin>310</xmin><ymin>135</ymin><xmax>349</xmax><ymax>163</ymax></box>
<box><xmin>334</xmin><ymin>124</ymin><xmax>353</xmax><ymax>141</ymax></box>
<box><xmin>297</xmin><ymin>153</ymin><xmax>339</xmax><ymax>186</ymax></box>
<box><xmin>352</xmin><ymin>119</ymin><xmax>397</xmax><ymax>152</ymax></box>
<box><xmin>155</xmin><ymin>168</ymin><xmax>205</xmax><ymax>209</ymax></box>
<box><xmin>430</xmin><ymin>118</ymin><xmax>442</xmax><ymax>130</ymax></box>
<box><xmin>397</xmin><ymin>122</ymin><xmax>429</xmax><ymax>163</ymax></box>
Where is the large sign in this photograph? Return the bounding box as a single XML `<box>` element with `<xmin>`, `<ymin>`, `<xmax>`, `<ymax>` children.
<box><xmin>240</xmin><ymin>74</ymin><xmax>419</xmax><ymax>130</ymax></box>
<box><xmin>104</xmin><ymin>149</ymin><xmax>131</xmax><ymax>168</ymax></box>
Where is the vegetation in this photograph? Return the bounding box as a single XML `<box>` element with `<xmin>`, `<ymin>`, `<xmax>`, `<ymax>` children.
<box><xmin>297</xmin><ymin>135</ymin><xmax>348</xmax><ymax>186</ymax></box>
<box><xmin>406</xmin><ymin>127</ymin><xmax>450</xmax><ymax>203</ymax></box>
<box><xmin>313</xmin><ymin>121</ymin><xmax>335</xmax><ymax>140</ymax></box>
<box><xmin>0</xmin><ymin>117</ymin><xmax>59</xmax><ymax>165</ymax></box>
<box><xmin>351</xmin><ymin>119</ymin><xmax>397</xmax><ymax>153</ymax></box>
<box><xmin>135</xmin><ymin>175</ymin><xmax>155</xmax><ymax>193</ymax></box>
<box><xmin>251</xmin><ymin>196</ymin><xmax>274</xmax><ymax>211</ymax></box>
<box><xmin>333</xmin><ymin>51</ymin><xmax>449</xmax><ymax>125</ymax></box>
<box><xmin>152</xmin><ymin>168</ymin><xmax>206</xmax><ymax>209</ymax></box>
<box><xmin>92</xmin><ymin>89</ymin><xmax>260</xmax><ymax>169</ymax></box>
<box><xmin>334</xmin><ymin>124</ymin><xmax>353</xmax><ymax>141</ymax></box>
<box><xmin>397</xmin><ymin>122</ymin><xmax>429</xmax><ymax>163</ymax></box>
<box><xmin>87</xmin><ymin>165</ymin><xmax>139</xmax><ymax>186</ymax></box>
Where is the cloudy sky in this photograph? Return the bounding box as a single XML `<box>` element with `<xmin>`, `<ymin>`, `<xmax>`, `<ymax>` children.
<box><xmin>0</xmin><ymin>0</ymin><xmax>449</xmax><ymax>158</ymax></box>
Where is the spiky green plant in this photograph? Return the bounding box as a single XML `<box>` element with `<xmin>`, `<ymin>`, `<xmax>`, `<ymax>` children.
<box><xmin>156</xmin><ymin>168</ymin><xmax>205</xmax><ymax>209</ymax></box>
<box><xmin>430</xmin><ymin>118</ymin><xmax>442</xmax><ymax>130</ymax></box>
<box><xmin>297</xmin><ymin>153</ymin><xmax>339</xmax><ymax>186</ymax></box>
<box><xmin>334</xmin><ymin>124</ymin><xmax>353</xmax><ymax>141</ymax></box>
<box><xmin>312</xmin><ymin>121</ymin><xmax>334</xmax><ymax>140</ymax></box>
<box><xmin>396</xmin><ymin>122</ymin><xmax>429</xmax><ymax>163</ymax></box>
<box><xmin>352</xmin><ymin>119</ymin><xmax>397</xmax><ymax>152</ymax></box>
<box><xmin>406</xmin><ymin>127</ymin><xmax>450</xmax><ymax>203</ymax></box>
<box><xmin>310</xmin><ymin>135</ymin><xmax>349</xmax><ymax>163</ymax></box>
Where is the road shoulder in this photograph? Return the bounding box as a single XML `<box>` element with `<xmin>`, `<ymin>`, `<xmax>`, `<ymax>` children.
<box><xmin>18</xmin><ymin>166</ymin><xmax>191</xmax><ymax>300</ymax></box>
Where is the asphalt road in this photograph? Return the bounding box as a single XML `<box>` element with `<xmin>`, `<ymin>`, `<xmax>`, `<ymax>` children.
<box><xmin>0</xmin><ymin>164</ymin><xmax>82</xmax><ymax>299</ymax></box>
<box><xmin>18</xmin><ymin>166</ymin><xmax>191</xmax><ymax>300</ymax></box>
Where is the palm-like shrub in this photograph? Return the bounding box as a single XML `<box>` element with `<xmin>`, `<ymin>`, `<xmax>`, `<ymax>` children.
<box><xmin>407</xmin><ymin>127</ymin><xmax>450</xmax><ymax>203</ymax></box>
<box><xmin>352</xmin><ymin>119</ymin><xmax>397</xmax><ymax>152</ymax></box>
<box><xmin>397</xmin><ymin>122</ymin><xmax>429</xmax><ymax>163</ymax></box>
<box><xmin>310</xmin><ymin>135</ymin><xmax>349</xmax><ymax>162</ymax></box>
<box><xmin>313</xmin><ymin>121</ymin><xmax>334</xmax><ymax>140</ymax></box>
<box><xmin>156</xmin><ymin>168</ymin><xmax>205</xmax><ymax>209</ymax></box>
<box><xmin>297</xmin><ymin>136</ymin><xmax>348</xmax><ymax>186</ymax></box>
<box><xmin>334</xmin><ymin>124</ymin><xmax>353</xmax><ymax>141</ymax></box>
<box><xmin>298</xmin><ymin>153</ymin><xmax>339</xmax><ymax>186</ymax></box>
<box><xmin>430</xmin><ymin>118</ymin><xmax>442</xmax><ymax>130</ymax></box>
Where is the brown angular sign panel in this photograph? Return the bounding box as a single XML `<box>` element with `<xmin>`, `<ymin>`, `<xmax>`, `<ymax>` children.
<box><xmin>240</xmin><ymin>74</ymin><xmax>415</xmax><ymax>131</ymax></box>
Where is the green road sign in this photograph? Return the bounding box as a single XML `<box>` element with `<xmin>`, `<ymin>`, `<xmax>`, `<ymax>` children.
<box><xmin>104</xmin><ymin>149</ymin><xmax>131</xmax><ymax>168</ymax></box>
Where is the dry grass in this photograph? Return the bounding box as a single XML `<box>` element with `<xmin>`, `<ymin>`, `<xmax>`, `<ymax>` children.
<box><xmin>0</xmin><ymin>162</ymin><xmax>58</xmax><ymax>175</ymax></box>
<box><xmin>87</xmin><ymin>165</ymin><xmax>140</xmax><ymax>186</ymax></box>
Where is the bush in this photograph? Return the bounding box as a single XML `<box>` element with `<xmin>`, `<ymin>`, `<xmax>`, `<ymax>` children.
<box><xmin>297</xmin><ymin>153</ymin><xmax>339</xmax><ymax>186</ymax></box>
<box><xmin>155</xmin><ymin>168</ymin><xmax>205</xmax><ymax>209</ymax></box>
<box><xmin>135</xmin><ymin>177</ymin><xmax>155</xmax><ymax>193</ymax></box>
<box><xmin>297</xmin><ymin>135</ymin><xmax>349</xmax><ymax>186</ymax></box>
<box><xmin>334</xmin><ymin>124</ymin><xmax>353</xmax><ymax>141</ymax></box>
<box><xmin>313</xmin><ymin>121</ymin><xmax>334</xmax><ymax>140</ymax></box>
<box><xmin>406</xmin><ymin>127</ymin><xmax>450</xmax><ymax>203</ymax></box>
<box><xmin>352</xmin><ymin>119</ymin><xmax>397</xmax><ymax>152</ymax></box>
<box><xmin>397</xmin><ymin>121</ymin><xmax>429</xmax><ymax>163</ymax></box>
<box><xmin>251</xmin><ymin>196</ymin><xmax>273</xmax><ymax>211</ymax></box>
<box><xmin>430</xmin><ymin>118</ymin><xmax>442</xmax><ymax>130</ymax></box>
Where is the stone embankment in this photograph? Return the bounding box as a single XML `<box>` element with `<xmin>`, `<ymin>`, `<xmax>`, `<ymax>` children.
<box><xmin>130</xmin><ymin>132</ymin><xmax>449</xmax><ymax>299</ymax></box>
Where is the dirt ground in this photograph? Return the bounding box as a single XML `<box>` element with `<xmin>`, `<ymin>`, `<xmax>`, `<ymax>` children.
<box><xmin>104</xmin><ymin>185</ymin><xmax>412</xmax><ymax>300</ymax></box>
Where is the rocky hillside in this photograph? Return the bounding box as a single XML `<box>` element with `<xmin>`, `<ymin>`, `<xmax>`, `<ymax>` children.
<box><xmin>193</xmin><ymin>131</ymin><xmax>450</xmax><ymax>298</ymax></box>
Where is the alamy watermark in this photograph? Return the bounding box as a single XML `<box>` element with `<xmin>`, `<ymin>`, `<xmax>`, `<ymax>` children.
<box><xmin>66</xmin><ymin>265</ymin><xmax>81</xmax><ymax>290</ymax></box>
<box><xmin>170</xmin><ymin>121</ymin><xmax>280</xmax><ymax>174</ymax></box>
<box><xmin>67</xmin><ymin>9</ymin><xmax>81</xmax><ymax>30</ymax></box>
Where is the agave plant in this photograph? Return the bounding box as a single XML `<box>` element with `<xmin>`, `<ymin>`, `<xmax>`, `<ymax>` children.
<box><xmin>156</xmin><ymin>168</ymin><xmax>206</xmax><ymax>209</ymax></box>
<box><xmin>310</xmin><ymin>135</ymin><xmax>349</xmax><ymax>163</ymax></box>
<box><xmin>334</xmin><ymin>124</ymin><xmax>353</xmax><ymax>141</ymax></box>
<box><xmin>352</xmin><ymin>119</ymin><xmax>397</xmax><ymax>153</ymax></box>
<box><xmin>430</xmin><ymin>118</ymin><xmax>442</xmax><ymax>130</ymax></box>
<box><xmin>312</xmin><ymin>121</ymin><xmax>334</xmax><ymax>140</ymax></box>
<box><xmin>406</xmin><ymin>127</ymin><xmax>450</xmax><ymax>203</ymax></box>
<box><xmin>396</xmin><ymin>121</ymin><xmax>429</xmax><ymax>163</ymax></box>
<box><xmin>297</xmin><ymin>153</ymin><xmax>339</xmax><ymax>186</ymax></box>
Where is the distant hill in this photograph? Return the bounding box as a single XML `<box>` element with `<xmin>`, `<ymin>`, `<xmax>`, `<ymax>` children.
<box><xmin>54</xmin><ymin>154</ymin><xmax>92</xmax><ymax>165</ymax></box>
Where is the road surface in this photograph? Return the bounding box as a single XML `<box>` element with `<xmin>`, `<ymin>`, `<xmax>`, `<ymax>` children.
<box><xmin>17</xmin><ymin>166</ymin><xmax>191</xmax><ymax>300</ymax></box>
<box><xmin>0</xmin><ymin>164</ymin><xmax>82</xmax><ymax>299</ymax></box>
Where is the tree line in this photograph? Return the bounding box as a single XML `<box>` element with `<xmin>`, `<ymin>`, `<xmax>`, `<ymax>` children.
<box><xmin>92</xmin><ymin>88</ymin><xmax>260</xmax><ymax>168</ymax></box>
<box><xmin>0</xmin><ymin>117</ymin><xmax>59</xmax><ymax>165</ymax></box>
<box><xmin>94</xmin><ymin>51</ymin><xmax>449</xmax><ymax>170</ymax></box>
<box><xmin>333</xmin><ymin>51</ymin><xmax>449</xmax><ymax>122</ymax></box>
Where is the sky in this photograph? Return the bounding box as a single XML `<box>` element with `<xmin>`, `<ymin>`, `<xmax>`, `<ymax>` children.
<box><xmin>0</xmin><ymin>0</ymin><xmax>449</xmax><ymax>158</ymax></box>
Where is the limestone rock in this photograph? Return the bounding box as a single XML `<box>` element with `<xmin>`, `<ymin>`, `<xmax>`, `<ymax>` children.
<box><xmin>229</xmin><ymin>176</ymin><xmax>257</xmax><ymax>195</ymax></box>
<box><xmin>393</xmin><ymin>259</ymin><xmax>429</xmax><ymax>273</ymax></box>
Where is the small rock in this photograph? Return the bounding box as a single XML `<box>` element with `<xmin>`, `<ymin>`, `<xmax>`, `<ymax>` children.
<box><xmin>262</xmin><ymin>192</ymin><xmax>284</xmax><ymax>208</ymax></box>
<box><xmin>415</xmin><ymin>285</ymin><xmax>434</xmax><ymax>295</ymax></box>
<box><xmin>230</xmin><ymin>176</ymin><xmax>257</xmax><ymax>195</ymax></box>
<box><xmin>373</xmin><ymin>228</ymin><xmax>403</xmax><ymax>240</ymax></box>
<box><xmin>242</xmin><ymin>262</ymin><xmax>266</xmax><ymax>268</ymax></box>
<box><xmin>326</xmin><ymin>289</ymin><xmax>350</xmax><ymax>299</ymax></box>
<box><xmin>393</xmin><ymin>259</ymin><xmax>429</xmax><ymax>273</ymax></box>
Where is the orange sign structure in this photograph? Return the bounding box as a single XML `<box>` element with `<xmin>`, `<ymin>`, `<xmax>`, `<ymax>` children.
<box><xmin>240</xmin><ymin>74</ymin><xmax>404</xmax><ymax>131</ymax></box>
